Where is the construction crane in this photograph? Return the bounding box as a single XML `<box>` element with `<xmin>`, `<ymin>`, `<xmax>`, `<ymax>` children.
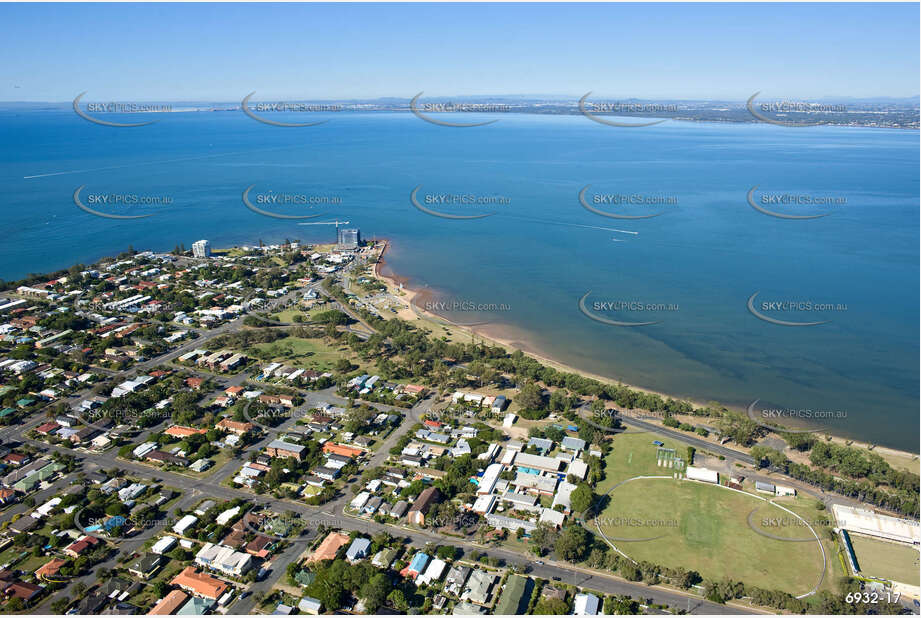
<box><xmin>297</xmin><ymin>220</ymin><xmax>350</xmax><ymax>226</ymax></box>
<box><xmin>298</xmin><ymin>220</ymin><xmax>351</xmax><ymax>238</ymax></box>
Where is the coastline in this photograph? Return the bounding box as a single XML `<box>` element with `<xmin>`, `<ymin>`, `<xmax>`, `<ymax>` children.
<box><xmin>371</xmin><ymin>240</ymin><xmax>920</xmax><ymax>469</ymax></box>
<box><xmin>11</xmin><ymin>106</ymin><xmax>916</xmax><ymax>131</ymax></box>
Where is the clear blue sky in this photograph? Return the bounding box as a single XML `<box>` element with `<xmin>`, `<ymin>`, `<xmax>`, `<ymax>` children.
<box><xmin>1</xmin><ymin>2</ymin><xmax>918</xmax><ymax>101</ymax></box>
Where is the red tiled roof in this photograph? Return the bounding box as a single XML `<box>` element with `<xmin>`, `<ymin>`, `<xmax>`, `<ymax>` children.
<box><xmin>307</xmin><ymin>532</ymin><xmax>349</xmax><ymax>563</ymax></box>
<box><xmin>148</xmin><ymin>589</ymin><xmax>188</xmax><ymax>615</ymax></box>
<box><xmin>65</xmin><ymin>535</ymin><xmax>99</xmax><ymax>556</ymax></box>
<box><xmin>216</xmin><ymin>418</ymin><xmax>253</xmax><ymax>434</ymax></box>
<box><xmin>6</xmin><ymin>581</ymin><xmax>41</xmax><ymax>600</ymax></box>
<box><xmin>35</xmin><ymin>558</ymin><xmax>67</xmax><ymax>580</ymax></box>
<box><xmin>164</xmin><ymin>425</ymin><xmax>206</xmax><ymax>438</ymax></box>
<box><xmin>36</xmin><ymin>422</ymin><xmax>60</xmax><ymax>434</ymax></box>
<box><xmin>322</xmin><ymin>443</ymin><xmax>363</xmax><ymax>458</ymax></box>
<box><xmin>170</xmin><ymin>567</ymin><xmax>228</xmax><ymax>600</ymax></box>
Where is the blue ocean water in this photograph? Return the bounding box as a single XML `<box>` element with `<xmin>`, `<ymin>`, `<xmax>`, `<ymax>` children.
<box><xmin>1</xmin><ymin>110</ymin><xmax>917</xmax><ymax>449</ymax></box>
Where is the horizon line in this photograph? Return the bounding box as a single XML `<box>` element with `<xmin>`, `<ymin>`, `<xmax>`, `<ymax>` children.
<box><xmin>2</xmin><ymin>94</ymin><xmax>920</xmax><ymax>105</ymax></box>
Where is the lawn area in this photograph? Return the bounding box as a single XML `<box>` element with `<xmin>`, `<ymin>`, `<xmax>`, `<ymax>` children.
<box><xmin>747</xmin><ymin>496</ymin><xmax>833</xmax><ymax>542</ymax></box>
<box><xmin>0</xmin><ymin>547</ymin><xmax>28</xmax><ymax>568</ymax></box>
<box><xmin>252</xmin><ymin>336</ymin><xmax>364</xmax><ymax>372</ymax></box>
<box><xmin>194</xmin><ymin>450</ymin><xmax>233</xmax><ymax>477</ymax></box>
<box><xmin>597</xmin><ymin>429</ymin><xmax>687</xmax><ymax>491</ymax></box>
<box><xmin>849</xmin><ymin>534</ymin><xmax>920</xmax><ymax>586</ymax></box>
<box><xmin>17</xmin><ymin>553</ymin><xmax>48</xmax><ymax>574</ymax></box>
<box><xmin>594</xmin><ymin>477</ymin><xmax>826</xmax><ymax>595</ymax></box>
<box><xmin>268</xmin><ymin>308</ymin><xmax>305</xmax><ymax>323</ymax></box>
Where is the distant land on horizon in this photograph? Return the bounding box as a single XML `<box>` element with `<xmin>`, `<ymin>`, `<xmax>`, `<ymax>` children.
<box><xmin>3</xmin><ymin>94</ymin><xmax>919</xmax><ymax>129</ymax></box>
<box><xmin>2</xmin><ymin>94</ymin><xmax>919</xmax><ymax>104</ymax></box>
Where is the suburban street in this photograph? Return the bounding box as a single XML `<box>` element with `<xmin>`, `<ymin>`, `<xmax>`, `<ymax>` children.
<box><xmin>0</xmin><ymin>260</ymin><xmax>891</xmax><ymax>616</ymax></box>
<box><xmin>4</xmin><ymin>388</ymin><xmax>756</xmax><ymax>615</ymax></box>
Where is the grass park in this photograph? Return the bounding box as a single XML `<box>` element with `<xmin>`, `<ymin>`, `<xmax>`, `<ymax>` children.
<box><xmin>252</xmin><ymin>336</ymin><xmax>371</xmax><ymax>374</ymax></box>
<box><xmin>596</xmin><ymin>430</ymin><xmax>689</xmax><ymax>490</ymax></box>
<box><xmin>849</xmin><ymin>534</ymin><xmax>920</xmax><ymax>586</ymax></box>
<box><xmin>592</xmin><ymin>430</ymin><xmax>829</xmax><ymax>596</ymax></box>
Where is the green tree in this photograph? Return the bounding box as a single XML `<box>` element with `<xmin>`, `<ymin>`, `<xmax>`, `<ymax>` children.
<box><xmin>517</xmin><ymin>383</ymin><xmax>544</xmax><ymax>410</ymax></box>
<box><xmin>387</xmin><ymin>589</ymin><xmax>408</xmax><ymax>611</ymax></box>
<box><xmin>359</xmin><ymin>573</ymin><xmax>391</xmax><ymax>612</ymax></box>
<box><xmin>570</xmin><ymin>483</ymin><xmax>594</xmax><ymax>513</ymax></box>
<box><xmin>605</xmin><ymin>595</ymin><xmax>640</xmax><ymax>614</ymax></box>
<box><xmin>555</xmin><ymin>525</ymin><xmax>590</xmax><ymax>562</ymax></box>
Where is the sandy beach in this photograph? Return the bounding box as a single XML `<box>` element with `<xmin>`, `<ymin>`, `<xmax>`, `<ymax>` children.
<box><xmin>370</xmin><ymin>240</ymin><xmax>919</xmax><ymax>471</ymax></box>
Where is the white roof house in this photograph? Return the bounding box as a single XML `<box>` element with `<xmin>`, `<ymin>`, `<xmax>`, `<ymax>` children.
<box><xmin>151</xmin><ymin>536</ymin><xmax>178</xmax><ymax>555</ymax></box>
<box><xmin>477</xmin><ymin>443</ymin><xmax>500</xmax><ymax>462</ymax></box>
<box><xmin>173</xmin><ymin>514</ymin><xmax>198</xmax><ymax>535</ymax></box>
<box><xmin>551</xmin><ymin>481</ymin><xmax>577</xmax><ymax>512</ymax></box>
<box><xmin>486</xmin><ymin>513</ymin><xmax>536</xmax><ymax>534</ymax></box>
<box><xmin>417</xmin><ymin>558</ymin><xmax>447</xmax><ymax>585</ymax></box>
<box><xmin>499</xmin><ymin>490</ymin><xmax>540</xmax><ymax>512</ymax></box>
<box><xmin>132</xmin><ymin>442</ymin><xmax>158</xmax><ymax>458</ymax></box>
<box><xmin>472</xmin><ymin>494</ymin><xmax>497</xmax><ymax>515</ymax></box>
<box><xmin>574</xmin><ymin>593</ymin><xmax>600</xmax><ymax>615</ymax></box>
<box><xmin>461</xmin><ymin>570</ymin><xmax>498</xmax><ymax>605</ymax></box>
<box><xmin>350</xmin><ymin>491</ymin><xmax>371</xmax><ymax>510</ymax></box>
<box><xmin>345</xmin><ymin>538</ymin><xmax>372</xmax><ymax>562</ymax></box>
<box><xmin>477</xmin><ymin>463</ymin><xmax>503</xmax><ymax>496</ymax></box>
<box><xmin>775</xmin><ymin>485</ymin><xmax>796</xmax><ymax>497</ymax></box>
<box><xmin>539</xmin><ymin>508</ymin><xmax>566</xmax><ymax>527</ymax></box>
<box><xmin>299</xmin><ymin>597</ymin><xmax>322</xmax><ymax>615</ymax></box>
<box><xmin>568</xmin><ymin>459</ymin><xmax>589</xmax><ymax>480</ymax></box>
<box><xmin>195</xmin><ymin>542</ymin><xmax>253</xmax><ymax>576</ymax></box>
<box><xmin>35</xmin><ymin>497</ymin><xmax>62</xmax><ymax>517</ymax></box>
<box><xmin>118</xmin><ymin>483</ymin><xmax>147</xmax><ymax>502</ymax></box>
<box><xmin>216</xmin><ymin>506</ymin><xmax>241</xmax><ymax>526</ymax></box>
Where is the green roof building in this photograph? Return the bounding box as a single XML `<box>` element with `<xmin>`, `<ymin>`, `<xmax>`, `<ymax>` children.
<box><xmin>494</xmin><ymin>575</ymin><xmax>533</xmax><ymax>615</ymax></box>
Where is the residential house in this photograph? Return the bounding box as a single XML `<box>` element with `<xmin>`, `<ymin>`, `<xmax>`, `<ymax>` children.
<box><xmin>149</xmin><ymin>590</ymin><xmax>189</xmax><ymax>615</ymax></box>
<box><xmin>574</xmin><ymin>593</ymin><xmax>600</xmax><ymax>615</ymax></box>
<box><xmin>265</xmin><ymin>440</ymin><xmax>305</xmax><ymax>461</ymax></box>
<box><xmin>345</xmin><ymin>538</ymin><xmax>371</xmax><ymax>562</ymax></box>
<box><xmin>64</xmin><ymin>535</ymin><xmax>100</xmax><ymax>558</ymax></box>
<box><xmin>407</xmin><ymin>487</ymin><xmax>441</xmax><ymax>526</ymax></box>
<box><xmin>128</xmin><ymin>554</ymin><xmax>162</xmax><ymax>578</ymax></box>
<box><xmin>170</xmin><ymin>567</ymin><xmax>229</xmax><ymax>601</ymax></box>
<box><xmin>307</xmin><ymin>532</ymin><xmax>350</xmax><ymax>563</ymax></box>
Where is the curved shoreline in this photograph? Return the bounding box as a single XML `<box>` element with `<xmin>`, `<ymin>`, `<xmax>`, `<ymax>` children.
<box><xmin>371</xmin><ymin>240</ymin><xmax>919</xmax><ymax>465</ymax></box>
